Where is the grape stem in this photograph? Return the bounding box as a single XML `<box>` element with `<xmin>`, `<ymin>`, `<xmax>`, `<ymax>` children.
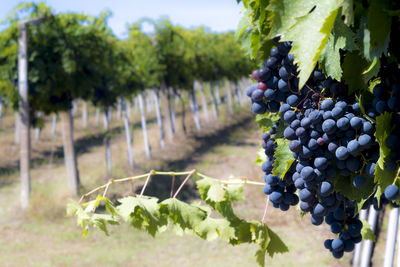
<box><xmin>170</xmin><ymin>174</ymin><xmax>176</xmax><ymax>198</ymax></box>
<box><xmin>393</xmin><ymin>167</ymin><xmax>400</xmax><ymax>185</ymax></box>
<box><xmin>139</xmin><ymin>170</ymin><xmax>155</xmax><ymax>197</ymax></box>
<box><xmin>78</xmin><ymin>170</ymin><xmax>264</xmax><ymax>203</ymax></box>
<box><xmin>173</xmin><ymin>170</ymin><xmax>196</xmax><ymax>198</ymax></box>
<box><xmin>261</xmin><ymin>196</ymin><xmax>270</xmax><ymax>223</ymax></box>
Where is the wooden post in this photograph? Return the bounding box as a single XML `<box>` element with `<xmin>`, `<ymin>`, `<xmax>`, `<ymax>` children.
<box><xmin>138</xmin><ymin>92</ymin><xmax>151</xmax><ymax>159</ymax></box>
<box><xmin>210</xmin><ymin>82</ymin><xmax>219</xmax><ymax>120</ymax></box>
<box><xmin>121</xmin><ymin>97</ymin><xmax>134</xmax><ymax>170</ymax></box>
<box><xmin>18</xmin><ymin>22</ymin><xmax>30</xmax><ymax>209</ymax></box>
<box><xmin>103</xmin><ymin>110</ymin><xmax>112</xmax><ymax>175</ymax></box>
<box><xmin>82</xmin><ymin>101</ymin><xmax>88</xmax><ymax>128</ymax></box>
<box><xmin>190</xmin><ymin>82</ymin><xmax>201</xmax><ymax>131</ymax></box>
<box><xmin>60</xmin><ymin>110</ymin><xmax>80</xmax><ymax>196</ymax></box>
<box><xmin>51</xmin><ymin>114</ymin><xmax>57</xmax><ymax>136</ymax></box>
<box><xmin>152</xmin><ymin>88</ymin><xmax>165</xmax><ymax>148</ymax></box>
<box><xmin>199</xmin><ymin>81</ymin><xmax>209</xmax><ymax>123</ymax></box>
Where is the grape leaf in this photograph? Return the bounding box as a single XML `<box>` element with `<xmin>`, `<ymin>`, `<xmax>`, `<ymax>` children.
<box><xmin>272</xmin><ymin>138</ymin><xmax>295</xmax><ymax>178</ymax></box>
<box><xmin>367</xmin><ymin>0</ymin><xmax>392</xmax><ymax>59</ymax></box>
<box><xmin>255</xmin><ymin>112</ymin><xmax>280</xmax><ymax>130</ymax></box>
<box><xmin>342</xmin><ymin>52</ymin><xmax>370</xmax><ymax>93</ymax></box>
<box><xmin>225</xmin><ymin>182</ymin><xmax>245</xmax><ymax>202</ymax></box>
<box><xmin>207</xmin><ymin>182</ymin><xmax>226</xmax><ymax>202</ymax></box>
<box><xmin>318</xmin><ymin>16</ymin><xmax>357</xmax><ymax>80</ymax></box>
<box><xmin>90</xmin><ymin>214</ymin><xmax>119</xmax><ymax>236</ymax></box>
<box><xmin>373</xmin><ymin>112</ymin><xmax>396</xmax><ymax>201</ymax></box>
<box><xmin>117</xmin><ymin>196</ymin><xmax>160</xmax><ymax>222</ymax></box>
<box><xmin>117</xmin><ymin>196</ymin><xmax>161</xmax><ymax>236</ymax></box>
<box><xmin>195</xmin><ymin>217</ymin><xmax>236</xmax><ymax>242</ymax></box>
<box><xmin>362</xmin><ymin>57</ymin><xmax>381</xmax><ymax>82</ymax></box>
<box><xmin>360</xmin><ymin>219</ymin><xmax>376</xmax><ymax>242</ymax></box>
<box><xmin>266</xmin><ymin>0</ymin><xmax>319</xmax><ymax>38</ymax></box>
<box><xmin>266</xmin><ymin>226</ymin><xmax>289</xmax><ymax>257</ymax></box>
<box><xmin>281</xmin><ymin>0</ymin><xmax>340</xmax><ymax>89</ymax></box>
<box><xmin>235</xmin><ymin>8</ymin><xmax>251</xmax><ymax>39</ymax></box>
<box><xmin>255</xmin><ymin>146</ymin><xmax>267</xmax><ymax>167</ymax></box>
<box><xmin>367</xmin><ymin>78</ymin><xmax>381</xmax><ymax>94</ymax></box>
<box><xmin>333</xmin><ymin>174</ymin><xmax>375</xmax><ymax>207</ymax></box>
<box><xmin>160</xmin><ymin>198</ymin><xmax>208</xmax><ymax>231</ymax></box>
<box><xmin>375</xmin><ymin>112</ymin><xmax>393</xmax><ymax>170</ymax></box>
<box><xmin>250</xmin><ymin>30</ymin><xmax>262</xmax><ymax>59</ymax></box>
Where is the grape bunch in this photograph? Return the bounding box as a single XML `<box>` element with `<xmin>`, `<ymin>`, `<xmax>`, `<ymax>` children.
<box><xmin>247</xmin><ymin>39</ymin><xmax>400</xmax><ymax>259</ymax></box>
<box><xmin>262</xmin><ymin>124</ymin><xmax>299</xmax><ymax>211</ymax></box>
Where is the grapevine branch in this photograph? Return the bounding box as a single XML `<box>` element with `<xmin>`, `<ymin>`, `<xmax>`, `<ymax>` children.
<box><xmin>78</xmin><ymin>169</ymin><xmax>264</xmax><ymax>203</ymax></box>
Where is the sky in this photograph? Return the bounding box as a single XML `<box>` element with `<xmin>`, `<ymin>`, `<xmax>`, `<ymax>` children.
<box><xmin>1</xmin><ymin>0</ymin><xmax>244</xmax><ymax>38</ymax></box>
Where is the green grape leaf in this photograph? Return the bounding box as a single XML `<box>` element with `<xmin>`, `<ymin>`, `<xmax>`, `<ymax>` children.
<box><xmin>374</xmin><ymin>167</ymin><xmax>397</xmax><ymax>202</ymax></box>
<box><xmin>266</xmin><ymin>0</ymin><xmax>319</xmax><ymax>38</ymax></box>
<box><xmin>272</xmin><ymin>138</ymin><xmax>295</xmax><ymax>178</ymax></box>
<box><xmin>342</xmin><ymin>52</ymin><xmax>372</xmax><ymax>93</ymax></box>
<box><xmin>318</xmin><ymin>16</ymin><xmax>357</xmax><ymax>80</ymax></box>
<box><xmin>207</xmin><ymin>182</ymin><xmax>227</xmax><ymax>202</ymax></box>
<box><xmin>117</xmin><ymin>196</ymin><xmax>161</xmax><ymax>236</ymax></box>
<box><xmin>367</xmin><ymin>0</ymin><xmax>391</xmax><ymax>59</ymax></box>
<box><xmin>195</xmin><ymin>217</ymin><xmax>236</xmax><ymax>241</ymax></box>
<box><xmin>333</xmin><ymin>174</ymin><xmax>375</xmax><ymax>207</ymax></box>
<box><xmin>83</xmin><ymin>194</ymin><xmax>105</xmax><ymax>213</ymax></box>
<box><xmin>235</xmin><ymin>8</ymin><xmax>251</xmax><ymax>39</ymax></box>
<box><xmin>375</xmin><ymin>112</ymin><xmax>393</xmax><ymax>169</ymax></box>
<box><xmin>117</xmin><ymin>196</ymin><xmax>160</xmax><ymax>221</ymax></box>
<box><xmin>281</xmin><ymin>0</ymin><xmax>339</xmax><ymax>89</ymax></box>
<box><xmin>90</xmin><ymin>213</ymin><xmax>119</xmax><ymax>236</ymax></box>
<box><xmin>255</xmin><ymin>111</ymin><xmax>280</xmax><ymax>130</ymax></box>
<box><xmin>255</xmin><ymin>249</ymin><xmax>267</xmax><ymax>267</ymax></box>
<box><xmin>367</xmin><ymin>78</ymin><xmax>381</xmax><ymax>94</ymax></box>
<box><xmin>255</xmin><ymin>146</ymin><xmax>267</xmax><ymax>167</ymax></box>
<box><xmin>160</xmin><ymin>198</ymin><xmax>207</xmax><ymax>231</ymax></box>
<box><xmin>362</xmin><ymin>57</ymin><xmax>381</xmax><ymax>82</ymax></box>
<box><xmin>360</xmin><ymin>219</ymin><xmax>376</xmax><ymax>242</ymax></box>
<box><xmin>372</xmin><ymin>113</ymin><xmax>396</xmax><ymax>201</ymax></box>
<box><xmin>225</xmin><ymin>182</ymin><xmax>245</xmax><ymax>203</ymax></box>
<box><xmin>67</xmin><ymin>199</ymin><xmax>91</xmax><ymax>228</ymax></box>
<box><xmin>266</xmin><ymin>226</ymin><xmax>289</xmax><ymax>257</ymax></box>
<box><xmin>250</xmin><ymin>30</ymin><xmax>262</xmax><ymax>60</ymax></box>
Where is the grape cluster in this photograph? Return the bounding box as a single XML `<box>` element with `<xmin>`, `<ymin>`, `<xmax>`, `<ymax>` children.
<box><xmin>247</xmin><ymin>39</ymin><xmax>400</xmax><ymax>259</ymax></box>
<box><xmin>262</xmin><ymin>124</ymin><xmax>299</xmax><ymax>211</ymax></box>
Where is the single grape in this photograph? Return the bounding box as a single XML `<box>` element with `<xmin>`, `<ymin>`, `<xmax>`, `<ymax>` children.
<box><xmin>347</xmin><ymin>140</ymin><xmax>360</xmax><ymax>155</ymax></box>
<box><xmin>246</xmin><ymin>84</ymin><xmax>258</xmax><ymax>97</ymax></box>
<box><xmin>322</xmin><ymin>119</ymin><xmax>337</xmax><ymax>134</ymax></box>
<box><xmin>269</xmin><ymin>191</ymin><xmax>284</xmax><ymax>203</ymax></box>
<box><xmin>350</xmin><ymin>117</ymin><xmax>362</xmax><ymax>130</ymax></box>
<box><xmin>335</xmin><ymin>146</ymin><xmax>349</xmax><ymax>160</ymax></box>
<box><xmin>314</xmin><ymin>157</ymin><xmax>328</xmax><ymax>170</ymax></box>
<box><xmin>331</xmin><ymin>107</ymin><xmax>344</xmax><ymax>119</ymax></box>
<box><xmin>320</xmin><ymin>99</ymin><xmax>334</xmax><ymax>111</ymax></box>
<box><xmin>301</xmin><ymin>166</ymin><xmax>315</xmax><ymax>181</ymax></box>
<box><xmin>264</xmin><ymin>89</ymin><xmax>275</xmax><ymax>100</ymax></box>
<box><xmin>330</xmin><ymin>222</ymin><xmax>343</xmax><ymax>234</ymax></box>
<box><xmin>287</xmin><ymin>95</ymin><xmax>299</xmax><ymax>107</ymax></box>
<box><xmin>319</xmin><ymin>181</ymin><xmax>333</xmax><ymax>197</ymax></box>
<box><xmin>311</xmin><ymin>214</ymin><xmax>324</xmax><ymax>225</ymax></box>
<box><xmin>358</xmin><ymin>134</ymin><xmax>372</xmax><ymax>148</ymax></box>
<box><xmin>336</xmin><ymin>117</ymin><xmax>350</xmax><ymax>131</ymax></box>
<box><xmin>252</xmin><ymin>102</ymin><xmax>267</xmax><ymax>114</ymax></box>
<box><xmin>353</xmin><ymin>175</ymin><xmax>366</xmax><ymax>188</ymax></box>
<box><xmin>384</xmin><ymin>185</ymin><xmax>399</xmax><ymax>200</ymax></box>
